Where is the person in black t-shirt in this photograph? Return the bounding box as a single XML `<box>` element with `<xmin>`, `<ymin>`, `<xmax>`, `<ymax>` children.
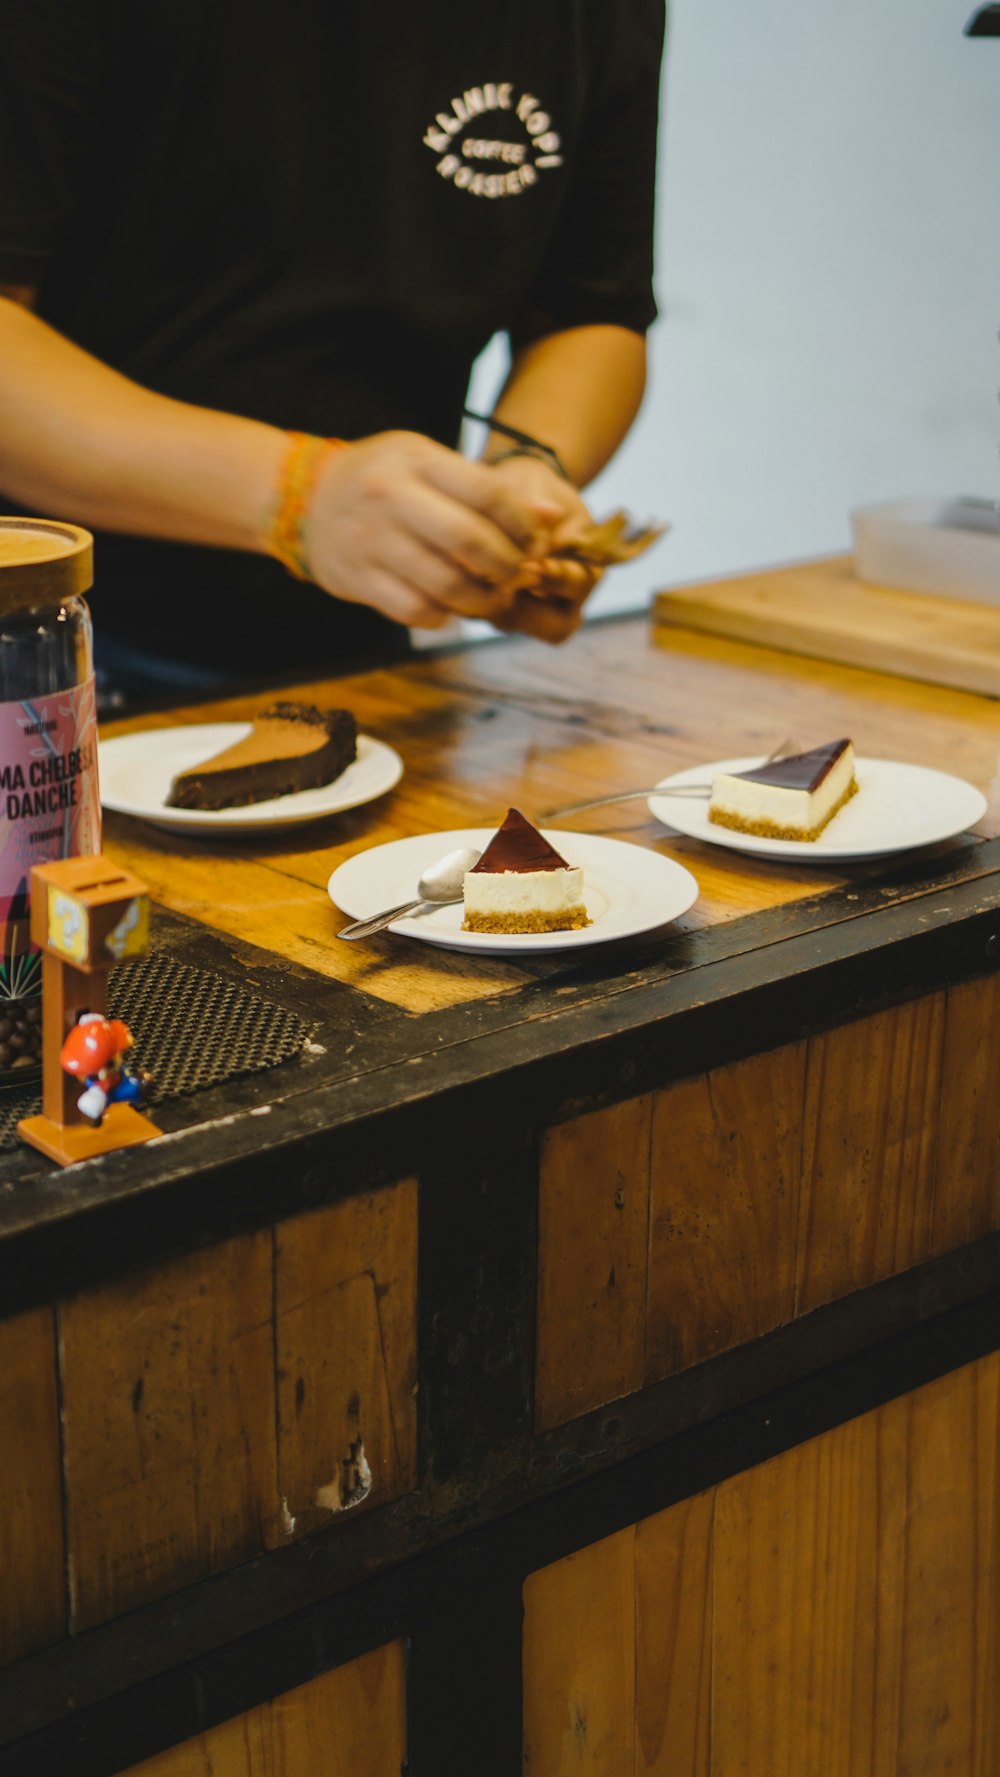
<box><xmin>0</xmin><ymin>2</ymin><xmax>665</xmax><ymax>694</ymax></box>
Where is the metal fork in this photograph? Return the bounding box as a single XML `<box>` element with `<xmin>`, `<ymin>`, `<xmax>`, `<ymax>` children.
<box><xmin>541</xmin><ymin>739</ymin><xmax>801</xmax><ymax>821</ymax></box>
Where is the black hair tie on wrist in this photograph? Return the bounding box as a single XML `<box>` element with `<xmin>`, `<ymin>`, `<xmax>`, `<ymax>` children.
<box><xmin>462</xmin><ymin>408</ymin><xmax>570</xmax><ymax>482</ymax></box>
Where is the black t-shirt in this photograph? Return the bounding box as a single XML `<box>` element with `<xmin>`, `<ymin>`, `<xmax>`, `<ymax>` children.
<box><xmin>0</xmin><ymin>0</ymin><xmax>664</xmax><ymax>675</ymax></box>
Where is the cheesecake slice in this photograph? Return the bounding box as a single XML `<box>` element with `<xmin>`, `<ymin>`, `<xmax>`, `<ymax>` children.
<box><xmin>708</xmin><ymin>739</ymin><xmax>858</xmax><ymax>841</ymax></box>
<box><xmin>463</xmin><ymin>808</ymin><xmax>589</xmax><ymax>933</ymax></box>
<box><xmin>166</xmin><ymin>702</ymin><xmax>357</xmax><ymax>810</ymax></box>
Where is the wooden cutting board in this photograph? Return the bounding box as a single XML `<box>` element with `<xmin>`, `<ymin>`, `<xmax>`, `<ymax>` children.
<box><xmin>652</xmin><ymin>557</ymin><xmax>1000</xmax><ymax>698</ymax></box>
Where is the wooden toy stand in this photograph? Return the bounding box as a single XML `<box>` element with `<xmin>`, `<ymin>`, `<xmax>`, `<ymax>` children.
<box><xmin>18</xmin><ymin>855</ymin><xmax>161</xmax><ymax>1165</ymax></box>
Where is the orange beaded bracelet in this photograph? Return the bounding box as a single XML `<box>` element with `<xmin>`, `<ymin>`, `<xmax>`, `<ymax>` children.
<box><xmin>267</xmin><ymin>431</ymin><xmax>347</xmax><ymax>580</ymax></box>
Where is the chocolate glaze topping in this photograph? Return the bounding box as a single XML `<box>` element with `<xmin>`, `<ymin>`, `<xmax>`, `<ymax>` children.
<box><xmin>735</xmin><ymin>739</ymin><xmax>850</xmax><ymax>792</ymax></box>
<box><xmin>470</xmin><ymin>807</ymin><xmax>570</xmax><ymax>874</ymax></box>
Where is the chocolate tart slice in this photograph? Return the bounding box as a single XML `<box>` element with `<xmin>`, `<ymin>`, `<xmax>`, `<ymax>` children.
<box><xmin>166</xmin><ymin>703</ymin><xmax>357</xmax><ymax>811</ymax></box>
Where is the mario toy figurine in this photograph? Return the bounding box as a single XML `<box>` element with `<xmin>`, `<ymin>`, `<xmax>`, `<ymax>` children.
<box><xmin>60</xmin><ymin>1012</ymin><xmax>150</xmax><ymax>1128</ymax></box>
<box><xmin>18</xmin><ymin>855</ymin><xmax>161</xmax><ymax>1163</ymax></box>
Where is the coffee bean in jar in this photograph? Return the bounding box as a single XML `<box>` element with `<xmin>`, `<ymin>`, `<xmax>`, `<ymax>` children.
<box><xmin>0</xmin><ymin>519</ymin><xmax>101</xmax><ymax>1079</ymax></box>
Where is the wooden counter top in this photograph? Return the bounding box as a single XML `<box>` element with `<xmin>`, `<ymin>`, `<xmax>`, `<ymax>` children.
<box><xmin>101</xmin><ymin>559</ymin><xmax>1000</xmax><ymax>1017</ymax></box>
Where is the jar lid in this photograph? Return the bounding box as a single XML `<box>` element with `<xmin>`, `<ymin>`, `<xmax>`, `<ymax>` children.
<box><xmin>0</xmin><ymin>517</ymin><xmax>94</xmax><ymax>611</ymax></box>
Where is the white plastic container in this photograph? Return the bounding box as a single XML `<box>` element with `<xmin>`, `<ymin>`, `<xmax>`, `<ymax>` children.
<box><xmin>851</xmin><ymin>497</ymin><xmax>1000</xmax><ymax>605</ymax></box>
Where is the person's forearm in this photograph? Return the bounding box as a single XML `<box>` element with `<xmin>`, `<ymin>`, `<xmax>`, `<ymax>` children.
<box><xmin>488</xmin><ymin>323</ymin><xmax>647</xmax><ymax>488</ymax></box>
<box><xmin>0</xmin><ymin>296</ymin><xmax>285</xmax><ymax>550</ymax></box>
<box><xmin>0</xmin><ymin>296</ymin><xmax>613</xmax><ymax>640</ymax></box>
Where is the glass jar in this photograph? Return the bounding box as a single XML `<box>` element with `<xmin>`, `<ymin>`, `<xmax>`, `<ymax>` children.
<box><xmin>0</xmin><ymin>519</ymin><xmax>101</xmax><ymax>1075</ymax></box>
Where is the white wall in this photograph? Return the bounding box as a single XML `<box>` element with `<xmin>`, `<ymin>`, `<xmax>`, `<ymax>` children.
<box><xmin>469</xmin><ymin>0</ymin><xmax>1000</xmax><ymax>621</ymax></box>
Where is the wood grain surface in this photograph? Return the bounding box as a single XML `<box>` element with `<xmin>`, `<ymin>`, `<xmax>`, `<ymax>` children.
<box><xmin>796</xmin><ymin>996</ymin><xmax>944</xmax><ymax>1315</ymax></box>
<box><xmin>118</xmin><ymin>1641</ymin><xmax>407</xmax><ymax>1777</ymax></box>
<box><xmin>635</xmin><ymin>1490</ymin><xmax>714</xmax><ymax>1777</ymax></box>
<box><xmin>59</xmin><ymin>1232</ymin><xmax>280</xmax><ymax>1631</ymax></box>
<box><xmin>29</xmin><ymin>1180</ymin><xmax>418</xmax><ymax>1636</ymax></box>
<box><xmin>653</xmin><ymin>557</ymin><xmax>1000</xmax><ymax>697</ymax></box>
<box><xmin>536</xmin><ymin>1099</ymin><xmax>652</xmax><ymax>1430</ymax></box>
<box><xmin>523</xmin><ymin>1525</ymin><xmax>636</xmax><ymax>1775</ymax></box>
<box><xmin>0</xmin><ymin>1307</ymin><xmax>65</xmax><ymax>1662</ymax></box>
<box><xmin>646</xmin><ymin>1047</ymin><xmax>804</xmax><ymax>1378</ymax></box>
<box><xmin>522</xmin><ymin>1351</ymin><xmax>1000</xmax><ymax>1777</ymax></box>
<box><xmin>935</xmin><ymin>970</ymin><xmax>1000</xmax><ymax>1252</ymax></box>
<box><xmin>275</xmin><ymin>1180</ymin><xmax>418</xmax><ymax>1540</ymax></box>
<box><xmin>100</xmin><ymin>570</ymin><xmax>1000</xmax><ymax>1016</ymax></box>
<box><xmin>537</xmin><ymin>977</ymin><xmax>1000</xmax><ymax>1428</ymax></box>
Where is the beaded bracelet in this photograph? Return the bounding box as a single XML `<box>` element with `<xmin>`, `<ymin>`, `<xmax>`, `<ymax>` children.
<box><xmin>267</xmin><ymin>431</ymin><xmax>347</xmax><ymax>581</ymax></box>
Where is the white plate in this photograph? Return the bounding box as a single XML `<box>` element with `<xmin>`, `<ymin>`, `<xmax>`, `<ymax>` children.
<box><xmin>327</xmin><ymin>829</ymin><xmax>699</xmax><ymax>953</ymax></box>
<box><xmin>647</xmin><ymin>755</ymin><xmax>988</xmax><ymax>861</ymax></box>
<box><xmin>99</xmin><ymin>723</ymin><xmax>403</xmax><ymax>834</ymax></box>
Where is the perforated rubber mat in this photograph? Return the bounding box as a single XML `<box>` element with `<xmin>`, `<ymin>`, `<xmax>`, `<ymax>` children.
<box><xmin>0</xmin><ymin>953</ymin><xmax>309</xmax><ymax>1150</ymax></box>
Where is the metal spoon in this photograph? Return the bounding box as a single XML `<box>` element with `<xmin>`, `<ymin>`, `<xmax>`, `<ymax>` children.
<box><xmin>336</xmin><ymin>845</ymin><xmax>482</xmax><ymax>941</ymax></box>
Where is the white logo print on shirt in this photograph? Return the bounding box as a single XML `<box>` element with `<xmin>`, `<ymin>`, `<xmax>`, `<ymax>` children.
<box><xmin>423</xmin><ymin>82</ymin><xmax>563</xmax><ymax>198</ymax></box>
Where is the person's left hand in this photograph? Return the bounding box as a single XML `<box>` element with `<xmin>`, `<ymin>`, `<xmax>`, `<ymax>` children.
<box><xmin>485</xmin><ymin>454</ymin><xmax>603</xmax><ymax>642</ymax></box>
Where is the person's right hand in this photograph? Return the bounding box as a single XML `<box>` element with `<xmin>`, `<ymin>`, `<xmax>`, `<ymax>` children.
<box><xmin>302</xmin><ymin>431</ymin><xmax>561</xmax><ymax>629</ymax></box>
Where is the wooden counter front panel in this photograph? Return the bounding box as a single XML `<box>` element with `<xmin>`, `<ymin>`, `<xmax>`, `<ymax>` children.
<box><xmin>537</xmin><ymin>977</ymin><xmax>1000</xmax><ymax>1431</ymax></box>
<box><xmin>0</xmin><ymin>1306</ymin><xmax>65</xmax><ymax>1662</ymax></box>
<box><xmin>796</xmin><ymin>994</ymin><xmax>944</xmax><ymax>1315</ymax></box>
<box><xmin>523</xmin><ymin>1352</ymin><xmax>1000</xmax><ymax>1776</ymax></box>
<box><xmin>647</xmin><ymin>1044</ymin><xmax>804</xmax><ymax>1379</ymax></box>
<box><xmin>6</xmin><ymin>1179</ymin><xmax>420</xmax><ymax>1640</ymax></box>
<box><xmin>535</xmin><ymin>1098</ymin><xmax>653</xmax><ymax>1425</ymax></box>
<box><xmin>60</xmin><ymin>1231</ymin><xmax>280</xmax><ymax>1631</ymax></box>
<box><xmin>274</xmin><ymin>1180</ymin><xmax>418</xmax><ymax>1541</ymax></box>
<box><xmin>118</xmin><ymin>1640</ymin><xmax>407</xmax><ymax>1777</ymax></box>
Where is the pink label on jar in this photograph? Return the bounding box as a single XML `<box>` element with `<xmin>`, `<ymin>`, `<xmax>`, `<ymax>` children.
<box><xmin>0</xmin><ymin>677</ymin><xmax>101</xmax><ymax>926</ymax></box>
